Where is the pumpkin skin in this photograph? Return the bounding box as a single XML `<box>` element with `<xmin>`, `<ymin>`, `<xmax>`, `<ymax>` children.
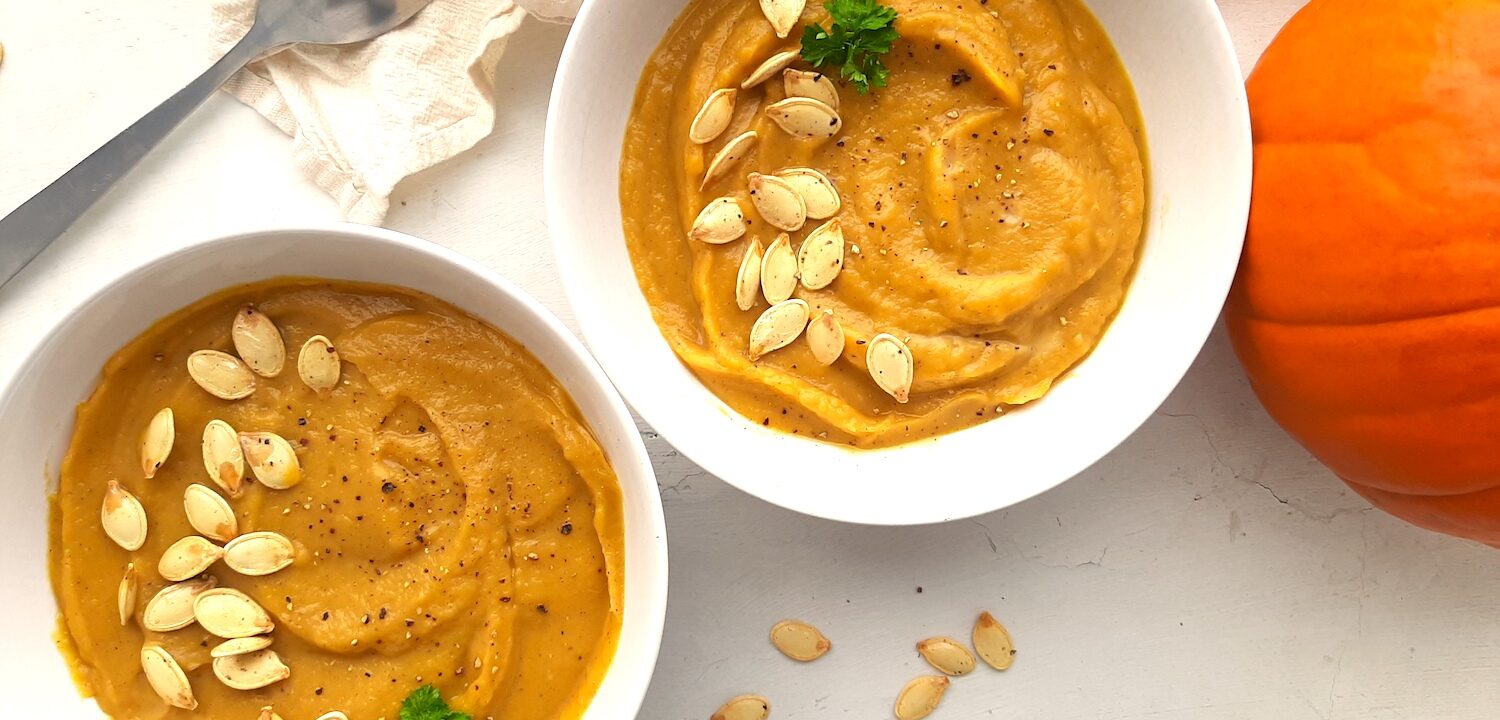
<box><xmin>1226</xmin><ymin>0</ymin><xmax>1500</xmax><ymax>542</ymax></box>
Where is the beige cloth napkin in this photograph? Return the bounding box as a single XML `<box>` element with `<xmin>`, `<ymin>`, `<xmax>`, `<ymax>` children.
<box><xmin>210</xmin><ymin>0</ymin><xmax>579</xmax><ymax>223</ymax></box>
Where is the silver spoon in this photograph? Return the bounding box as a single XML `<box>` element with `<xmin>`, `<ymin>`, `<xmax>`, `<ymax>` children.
<box><xmin>0</xmin><ymin>0</ymin><xmax>431</xmax><ymax>287</ymax></box>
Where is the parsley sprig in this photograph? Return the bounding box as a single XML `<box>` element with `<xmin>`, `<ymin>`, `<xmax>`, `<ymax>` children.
<box><xmin>799</xmin><ymin>0</ymin><xmax>901</xmax><ymax>94</ymax></box>
<box><xmin>400</xmin><ymin>685</ymin><xmax>472</xmax><ymax>720</ymax></box>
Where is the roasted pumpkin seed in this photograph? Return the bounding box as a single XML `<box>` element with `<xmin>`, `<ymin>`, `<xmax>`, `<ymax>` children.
<box><xmin>741</xmin><ymin>49</ymin><xmax>800</xmax><ymax>89</ymax></box>
<box><xmin>213</xmin><ymin>648</ymin><xmax>290</xmax><ymax>690</ymax></box>
<box><xmin>866</xmin><ymin>333</ymin><xmax>914</xmax><ymax>403</ymax></box>
<box><xmin>139</xmin><ymin>407</ymin><xmax>174</xmax><ymax>479</ymax></box>
<box><xmin>765</xmin><ymin>97</ymin><xmax>841</xmax><ymax>139</ymax></box>
<box><xmin>142</xmin><ymin>577</ymin><xmax>216</xmax><ymax>632</ymax></box>
<box><xmin>224</xmin><ymin>531</ymin><xmax>296</xmax><ymax>576</ymax></box>
<box><xmin>690</xmin><ymin>88</ymin><xmax>737</xmax><ymax>144</ymax></box>
<box><xmin>691</xmin><ymin>197</ymin><xmax>750</xmax><ymax>244</ymax></box>
<box><xmin>711</xmin><ymin>694</ymin><xmax>771</xmax><ymax>720</ymax></box>
<box><xmin>297</xmin><ymin>335</ymin><xmax>341</xmax><ymax>393</ymax></box>
<box><xmin>917</xmin><ymin>636</ymin><xmax>976</xmax><ymax>676</ymax></box>
<box><xmin>760</xmin><ymin>233</ymin><xmax>799</xmax><ymax>304</ymax></box>
<box><xmin>117</xmin><ymin>562</ymin><xmax>138</xmax><ymax>626</ymax></box>
<box><xmin>316</xmin><ymin>713</ymin><xmax>350</xmax><ymax>720</ymax></box>
<box><xmin>258</xmin><ymin>707</ymin><xmax>286</xmax><ymax>720</ymax></box>
<box><xmin>141</xmin><ymin>644</ymin><xmax>197</xmax><ymax>710</ymax></box>
<box><xmin>101</xmin><ymin>480</ymin><xmax>148</xmax><ymax>551</ymax></box>
<box><xmin>748</xmin><ymin>172</ymin><xmax>807</xmax><ymax>231</ymax></box>
<box><xmin>702</xmin><ymin>131</ymin><xmax>758</xmax><ymax>190</ymax></box>
<box><xmin>775</xmin><ymin>167</ymin><xmax>841</xmax><ymax>219</ymax></box>
<box><xmin>805</xmin><ymin>311</ymin><xmax>844</xmax><ymax>365</ymax></box>
<box><xmin>239</xmin><ymin>431</ymin><xmax>302</xmax><ymax>490</ymax></box>
<box><xmin>187</xmin><ymin>350</ymin><xmax>257</xmax><ymax>400</ymax></box>
<box><xmin>770</xmin><ymin>619</ymin><xmax>831</xmax><ymax>661</ymax></box>
<box><xmin>749</xmin><ymin>299</ymin><xmax>809</xmax><ymax>360</ymax></box>
<box><xmin>195</xmin><ymin>587</ymin><xmax>275</xmax><ymax>638</ymax></box>
<box><xmin>231</xmin><ymin>305</ymin><xmax>286</xmax><ymax>378</ymax></box>
<box><xmin>894</xmin><ymin>675</ymin><xmax>949</xmax><ymax>720</ymax></box>
<box><xmin>782</xmin><ymin>68</ymin><xmax>839</xmax><ymax>109</ymax></box>
<box><xmin>972</xmin><ymin>611</ymin><xmax>1015</xmax><ymax>670</ymax></box>
<box><xmin>211</xmin><ymin>635</ymin><xmax>274</xmax><ymax>658</ymax></box>
<box><xmin>184</xmin><ymin>483</ymin><xmax>238</xmax><ymax>542</ymax></box>
<box><xmin>758</xmin><ymin>0</ymin><xmax>804</xmax><ymax>38</ymax></box>
<box><xmin>158</xmin><ymin>535</ymin><xmax>224</xmax><ymax>582</ymax></box>
<box><xmin>797</xmin><ymin>219</ymin><xmax>844</xmax><ymax>289</ymax></box>
<box><xmin>735</xmin><ymin>238</ymin><xmax>766</xmax><ymax>312</ymax></box>
<box><xmin>202</xmin><ymin>419</ymin><xmax>246</xmax><ymax>496</ymax></box>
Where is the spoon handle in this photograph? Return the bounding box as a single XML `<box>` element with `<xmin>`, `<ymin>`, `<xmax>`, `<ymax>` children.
<box><xmin>0</xmin><ymin>28</ymin><xmax>275</xmax><ymax>287</ymax></box>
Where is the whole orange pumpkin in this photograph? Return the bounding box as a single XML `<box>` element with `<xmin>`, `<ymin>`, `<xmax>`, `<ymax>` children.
<box><xmin>1227</xmin><ymin>0</ymin><xmax>1500</xmax><ymax>542</ymax></box>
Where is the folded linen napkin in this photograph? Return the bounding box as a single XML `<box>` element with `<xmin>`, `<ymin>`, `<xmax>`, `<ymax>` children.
<box><xmin>210</xmin><ymin>0</ymin><xmax>579</xmax><ymax>223</ymax></box>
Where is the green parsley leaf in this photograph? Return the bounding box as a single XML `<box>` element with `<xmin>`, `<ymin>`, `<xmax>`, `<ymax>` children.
<box><xmin>799</xmin><ymin>0</ymin><xmax>901</xmax><ymax>94</ymax></box>
<box><xmin>400</xmin><ymin>685</ymin><xmax>473</xmax><ymax>720</ymax></box>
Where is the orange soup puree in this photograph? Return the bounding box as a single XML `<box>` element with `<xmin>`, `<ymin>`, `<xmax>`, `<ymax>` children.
<box><xmin>621</xmin><ymin>0</ymin><xmax>1147</xmax><ymax>447</ymax></box>
<box><xmin>50</xmin><ymin>279</ymin><xmax>623</xmax><ymax>719</ymax></box>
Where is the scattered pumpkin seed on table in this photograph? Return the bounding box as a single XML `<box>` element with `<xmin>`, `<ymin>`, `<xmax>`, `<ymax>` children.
<box><xmin>711</xmin><ymin>693</ymin><xmax>771</xmax><ymax>720</ymax></box>
<box><xmin>770</xmin><ymin>619</ymin><xmax>832</xmax><ymax>661</ymax></box>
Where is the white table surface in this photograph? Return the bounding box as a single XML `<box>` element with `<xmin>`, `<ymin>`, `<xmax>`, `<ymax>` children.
<box><xmin>5</xmin><ymin>2</ymin><xmax>1499</xmax><ymax>718</ymax></box>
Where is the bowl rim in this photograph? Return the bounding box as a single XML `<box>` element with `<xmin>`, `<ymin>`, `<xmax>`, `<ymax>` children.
<box><xmin>0</xmin><ymin>222</ymin><xmax>669</xmax><ymax>718</ymax></box>
<box><xmin>546</xmin><ymin>0</ymin><xmax>1252</xmax><ymax>526</ymax></box>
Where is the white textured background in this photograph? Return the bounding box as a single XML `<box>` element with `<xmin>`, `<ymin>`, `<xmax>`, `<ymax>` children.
<box><xmin>5</xmin><ymin>1</ymin><xmax>1499</xmax><ymax>717</ymax></box>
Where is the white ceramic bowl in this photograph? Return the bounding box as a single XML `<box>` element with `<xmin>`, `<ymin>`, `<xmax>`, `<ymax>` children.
<box><xmin>546</xmin><ymin>0</ymin><xmax>1251</xmax><ymax>525</ymax></box>
<box><xmin>0</xmin><ymin>225</ymin><xmax>667</xmax><ymax>718</ymax></box>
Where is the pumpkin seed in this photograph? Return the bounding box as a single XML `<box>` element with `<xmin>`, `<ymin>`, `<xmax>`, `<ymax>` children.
<box><xmin>117</xmin><ymin>562</ymin><xmax>138</xmax><ymax>626</ymax></box>
<box><xmin>972</xmin><ymin>611</ymin><xmax>1015</xmax><ymax>670</ymax></box>
<box><xmin>711</xmin><ymin>694</ymin><xmax>771</xmax><ymax>720</ymax></box>
<box><xmin>139</xmin><ymin>407</ymin><xmax>174</xmax><ymax>479</ymax></box>
<box><xmin>805</xmin><ymin>311</ymin><xmax>844</xmax><ymax>366</ymax></box>
<box><xmin>184</xmin><ymin>483</ymin><xmax>238</xmax><ymax>542</ymax></box>
<box><xmin>690</xmin><ymin>88</ymin><xmax>737</xmax><ymax>144</ymax></box>
<box><xmin>741</xmin><ymin>49</ymin><xmax>800</xmax><ymax>89</ymax></box>
<box><xmin>749</xmin><ymin>299</ymin><xmax>810</xmax><ymax>360</ymax></box>
<box><xmin>212</xmin><ymin>648</ymin><xmax>290</xmax><ymax>690</ymax></box>
<box><xmin>702</xmin><ymin>131</ymin><xmax>758</xmax><ymax>190</ymax></box>
<box><xmin>760</xmin><ymin>233</ymin><xmax>799</xmax><ymax>304</ymax></box>
<box><xmin>202</xmin><ymin>419</ymin><xmax>246</xmax><ymax>496</ymax></box>
<box><xmin>866</xmin><ymin>333</ymin><xmax>914</xmax><ymax>403</ymax></box>
<box><xmin>758</xmin><ymin>0</ymin><xmax>804</xmax><ymax>38</ymax></box>
<box><xmin>211</xmin><ymin>635</ymin><xmax>274</xmax><ymax>658</ymax></box>
<box><xmin>141</xmin><ymin>644</ymin><xmax>197</xmax><ymax>710</ymax></box>
<box><xmin>797</xmin><ymin>219</ymin><xmax>844</xmax><ymax>289</ymax></box>
<box><xmin>770</xmin><ymin>619</ymin><xmax>831</xmax><ymax>661</ymax></box>
<box><xmin>690</xmin><ymin>197</ymin><xmax>750</xmax><ymax>245</ymax></box>
<box><xmin>158</xmin><ymin>535</ymin><xmax>224</xmax><ymax>582</ymax></box>
<box><xmin>297</xmin><ymin>335</ymin><xmax>341</xmax><ymax>393</ymax></box>
<box><xmin>917</xmin><ymin>636</ymin><xmax>976</xmax><ymax>676</ymax></box>
<box><xmin>748</xmin><ymin>173</ymin><xmax>807</xmax><ymax>231</ymax></box>
<box><xmin>775</xmin><ymin>167</ymin><xmax>841</xmax><ymax>219</ymax></box>
<box><xmin>101</xmin><ymin>480</ymin><xmax>148</xmax><ymax>551</ymax></box>
<box><xmin>782</xmin><ymin>68</ymin><xmax>839</xmax><ymax>109</ymax></box>
<box><xmin>238</xmin><ymin>431</ymin><xmax>302</xmax><ymax>490</ymax></box>
<box><xmin>195</xmin><ymin>587</ymin><xmax>275</xmax><ymax>638</ymax></box>
<box><xmin>187</xmin><ymin>350</ymin><xmax>257</xmax><ymax>400</ymax></box>
<box><xmin>735</xmin><ymin>238</ymin><xmax>765</xmax><ymax>312</ymax></box>
<box><xmin>894</xmin><ymin>676</ymin><xmax>949</xmax><ymax>720</ymax></box>
<box><xmin>142</xmin><ymin>577</ymin><xmax>216</xmax><ymax>632</ymax></box>
<box><xmin>224</xmin><ymin>531</ymin><xmax>296</xmax><ymax>576</ymax></box>
<box><xmin>765</xmin><ymin>97</ymin><xmax>841</xmax><ymax>139</ymax></box>
<box><xmin>316</xmin><ymin>713</ymin><xmax>350</xmax><ymax>720</ymax></box>
<box><xmin>259</xmin><ymin>707</ymin><xmax>286</xmax><ymax>720</ymax></box>
<box><xmin>231</xmin><ymin>305</ymin><xmax>286</xmax><ymax>378</ymax></box>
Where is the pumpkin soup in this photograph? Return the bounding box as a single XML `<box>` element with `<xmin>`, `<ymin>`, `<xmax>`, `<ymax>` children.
<box><xmin>50</xmin><ymin>279</ymin><xmax>623</xmax><ymax>720</ymax></box>
<box><xmin>620</xmin><ymin>0</ymin><xmax>1147</xmax><ymax>447</ymax></box>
